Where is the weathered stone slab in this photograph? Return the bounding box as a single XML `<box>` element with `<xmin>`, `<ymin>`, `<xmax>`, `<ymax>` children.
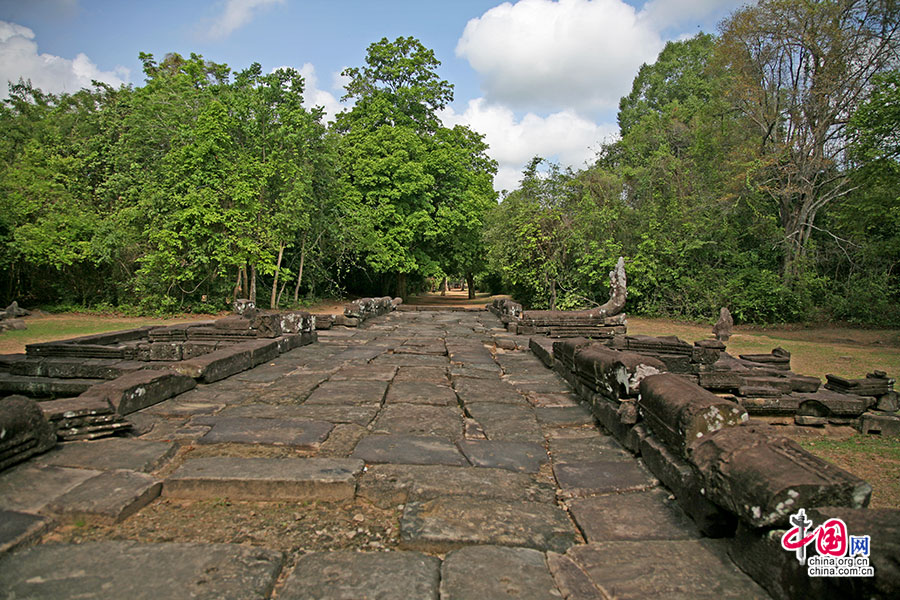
<box><xmin>279</xmin><ymin>550</ymin><xmax>440</xmax><ymax>600</ymax></box>
<box><xmin>79</xmin><ymin>368</ymin><xmax>197</xmax><ymax>415</ymax></box>
<box><xmin>441</xmin><ymin>545</ymin><xmax>561</xmax><ymax>600</ymax></box>
<box><xmin>218</xmin><ymin>403</ymin><xmax>379</xmax><ymax>427</ymax></box>
<box><xmin>639</xmin><ymin>373</ymin><xmax>748</xmax><ymax>457</ymax></box>
<box><xmin>400</xmin><ymin>497</ymin><xmax>577</xmax><ymax>553</ymax></box>
<box><xmin>0</xmin><ymin>509</ymin><xmax>51</xmax><ymax>554</ymax></box>
<box><xmin>453</xmin><ymin>377</ymin><xmax>527</xmax><ymax>405</ymax></box>
<box><xmin>0</xmin><ymin>465</ymin><xmax>101</xmax><ymax>513</ymax></box>
<box><xmin>371</xmin><ymin>404</ymin><xmax>463</xmax><ymax>439</ymax></box>
<box><xmin>534</xmin><ymin>406</ymin><xmax>594</xmax><ymax>428</ymax></box>
<box><xmin>304</xmin><ymin>380</ymin><xmax>388</xmax><ymax>405</ymax></box>
<box><xmin>329</xmin><ymin>363</ymin><xmax>398</xmax><ymax>381</ymax></box>
<box><xmin>172</xmin><ymin>344</ymin><xmax>253</xmax><ymax>383</ymax></box>
<box><xmin>393</xmin><ymin>366</ymin><xmax>449</xmax><ymax>384</ymax></box>
<box><xmin>376</xmin><ymin>353</ymin><xmax>449</xmax><ymax>367</ymax></box>
<box><xmin>526</xmin><ymin>391</ymin><xmax>581</xmax><ymax>407</ymax></box>
<box><xmin>0</xmin><ymin>373</ymin><xmax>102</xmax><ymax>397</ymax></box>
<box><xmin>0</xmin><ymin>540</ymin><xmax>283</xmax><ymax>599</ymax></box>
<box><xmin>690</xmin><ymin>425</ymin><xmax>872</xmax><ymax>527</ymax></box>
<box><xmin>0</xmin><ymin>395</ymin><xmax>57</xmax><ymax>471</ymax></box>
<box><xmin>456</xmin><ymin>439</ymin><xmax>547</xmax><ymax>473</ymax></box>
<box><xmin>385</xmin><ymin>381</ymin><xmax>459</xmax><ymax>406</ymax></box>
<box><xmin>142</xmin><ymin>397</ymin><xmax>225</xmax><ymax>417</ymax></box>
<box><xmin>164</xmin><ymin>456</ymin><xmax>363</xmax><ymax>501</ymax></box>
<box><xmin>357</xmin><ymin>464</ymin><xmax>555</xmax><ymax>508</ymax></box>
<box><xmin>560</xmin><ymin>540</ymin><xmax>769</xmax><ymax>599</ymax></box>
<box><xmin>46</xmin><ymin>469</ymin><xmax>161</xmax><ymax>521</ymax></box>
<box><xmin>466</xmin><ymin>403</ymin><xmax>543</xmax><ymax>443</ymax></box>
<box><xmin>553</xmin><ymin>460</ymin><xmax>658</xmax><ymax>498</ymax></box>
<box><xmin>795</xmin><ymin>388</ymin><xmax>876</xmax><ymax>417</ymax></box>
<box><xmin>548</xmin><ymin>435</ymin><xmax>632</xmax><ymax>464</ymax></box>
<box><xmin>35</xmin><ymin>438</ymin><xmax>176</xmax><ymax>472</ymax></box>
<box><xmin>858</xmin><ymin>411</ymin><xmax>900</xmax><ymax>436</ymax></box>
<box><xmin>196</xmin><ymin>417</ymin><xmax>333</xmax><ymax>449</ymax></box>
<box><xmin>352</xmin><ymin>434</ymin><xmax>468</xmax><ymax>466</ymax></box>
<box><xmin>569</xmin><ymin>488</ymin><xmax>700</xmax><ymax>542</ymax></box>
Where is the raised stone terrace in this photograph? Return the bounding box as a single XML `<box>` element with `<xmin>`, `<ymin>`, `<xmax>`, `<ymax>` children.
<box><xmin>0</xmin><ymin>309</ymin><xmax>894</xmax><ymax>598</ymax></box>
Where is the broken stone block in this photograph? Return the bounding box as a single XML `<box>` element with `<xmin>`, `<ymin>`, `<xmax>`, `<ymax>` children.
<box><xmin>172</xmin><ymin>344</ymin><xmax>253</xmax><ymax>383</ymax></box>
<box><xmin>858</xmin><ymin>411</ymin><xmax>900</xmax><ymax>437</ymax></box>
<box><xmin>574</xmin><ymin>344</ymin><xmax>665</xmax><ymax>400</ymax></box>
<box><xmin>712</xmin><ymin>307</ymin><xmax>733</xmax><ymax>342</ymax></box>
<box><xmin>875</xmin><ymin>390</ymin><xmax>899</xmax><ymax>413</ymax></box>
<box><xmin>794</xmin><ymin>415</ymin><xmax>827</xmax><ymax>427</ymax></box>
<box><xmin>79</xmin><ymin>368</ymin><xmax>196</xmax><ymax>415</ymax></box>
<box><xmin>795</xmin><ymin>388</ymin><xmax>875</xmax><ymax>417</ymax></box>
<box><xmin>0</xmin><ymin>395</ymin><xmax>57</xmax><ymax>472</ymax></box>
<box><xmin>689</xmin><ymin>425</ymin><xmax>872</xmax><ymax>527</ymax></box>
<box><xmin>825</xmin><ymin>373</ymin><xmax>894</xmax><ymax>396</ymax></box>
<box><xmin>638</xmin><ymin>373</ymin><xmax>748</xmax><ymax>458</ymax></box>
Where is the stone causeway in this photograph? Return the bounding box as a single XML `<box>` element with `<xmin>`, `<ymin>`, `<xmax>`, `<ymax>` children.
<box><xmin>1</xmin><ymin>307</ymin><xmax>898</xmax><ymax>599</ymax></box>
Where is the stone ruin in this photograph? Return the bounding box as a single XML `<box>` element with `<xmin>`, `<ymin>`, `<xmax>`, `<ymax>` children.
<box><xmin>490</xmin><ymin>257</ymin><xmax>629</xmax><ymax>339</ymax></box>
<box><xmin>330</xmin><ymin>296</ymin><xmax>401</xmax><ymax>328</ymax></box>
<box><xmin>0</xmin><ymin>301</ymin><xmax>30</xmax><ymax>332</ymax></box>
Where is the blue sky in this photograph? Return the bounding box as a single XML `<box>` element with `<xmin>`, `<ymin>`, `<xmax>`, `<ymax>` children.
<box><xmin>0</xmin><ymin>0</ymin><xmax>750</xmax><ymax>190</ymax></box>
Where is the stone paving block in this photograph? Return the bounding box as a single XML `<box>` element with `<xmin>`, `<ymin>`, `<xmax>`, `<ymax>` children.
<box><xmin>0</xmin><ymin>540</ymin><xmax>283</xmax><ymax>599</ymax></box>
<box><xmin>357</xmin><ymin>464</ymin><xmax>555</xmax><ymax>508</ymax></box>
<box><xmin>553</xmin><ymin>460</ymin><xmax>658</xmax><ymax>498</ymax></box>
<box><xmin>35</xmin><ymin>438</ymin><xmax>177</xmax><ymax>473</ymax></box>
<box><xmin>304</xmin><ymin>380</ymin><xmax>388</xmax><ymax>405</ymax></box>
<box><xmin>449</xmin><ymin>364</ymin><xmax>501</xmax><ymax>379</ymax></box>
<box><xmin>232</xmin><ymin>363</ymin><xmax>296</xmax><ymax>383</ymax></box>
<box><xmin>0</xmin><ymin>509</ymin><xmax>52</xmax><ymax>554</ymax></box>
<box><xmin>466</xmin><ymin>403</ymin><xmax>543</xmax><ymax>443</ymax></box>
<box><xmin>548</xmin><ymin>435</ymin><xmax>632</xmax><ymax>464</ymax></box>
<box><xmin>279</xmin><ymin>550</ymin><xmax>440</xmax><ymax>600</ymax></box>
<box><xmin>441</xmin><ymin>545</ymin><xmax>562</xmax><ymax>600</ymax></box>
<box><xmin>218</xmin><ymin>403</ymin><xmax>379</xmax><ymax>426</ymax></box>
<box><xmin>46</xmin><ymin>469</ymin><xmax>161</xmax><ymax>522</ymax></box>
<box><xmin>385</xmin><ymin>381</ymin><xmax>459</xmax><ymax>406</ymax></box>
<box><xmin>375</xmin><ymin>353</ymin><xmax>450</xmax><ymax>367</ymax></box>
<box><xmin>352</xmin><ymin>434</ymin><xmax>468</xmax><ymax>466</ymax></box>
<box><xmin>557</xmin><ymin>540</ymin><xmax>769</xmax><ymax>599</ymax></box>
<box><xmin>526</xmin><ymin>391</ymin><xmax>581</xmax><ymax>407</ymax></box>
<box><xmin>453</xmin><ymin>377</ymin><xmax>527</xmax><ymax>405</ymax></box>
<box><xmin>456</xmin><ymin>439</ymin><xmax>548</xmax><ymax>473</ymax></box>
<box><xmin>371</xmin><ymin>404</ymin><xmax>463</xmax><ymax>439</ymax></box>
<box><xmin>196</xmin><ymin>416</ymin><xmax>333</xmax><ymax>449</ymax></box>
<box><xmin>255</xmin><ymin>373</ymin><xmax>325</xmax><ymax>403</ymax></box>
<box><xmin>0</xmin><ymin>465</ymin><xmax>101</xmax><ymax>513</ymax></box>
<box><xmin>329</xmin><ymin>364</ymin><xmax>398</xmax><ymax>381</ymax></box>
<box><xmin>164</xmin><ymin>456</ymin><xmax>363</xmax><ymax>501</ymax></box>
<box><xmin>535</xmin><ymin>406</ymin><xmax>594</xmax><ymax>428</ymax></box>
<box><xmin>568</xmin><ymin>488</ymin><xmax>700</xmax><ymax>542</ymax></box>
<box><xmin>400</xmin><ymin>497</ymin><xmax>577</xmax><ymax>553</ymax></box>
<box><xmin>393</xmin><ymin>366</ymin><xmax>449</xmax><ymax>384</ymax></box>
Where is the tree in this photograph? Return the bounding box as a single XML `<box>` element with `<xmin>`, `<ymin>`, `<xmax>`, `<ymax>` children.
<box><xmin>718</xmin><ymin>0</ymin><xmax>900</xmax><ymax>281</ymax></box>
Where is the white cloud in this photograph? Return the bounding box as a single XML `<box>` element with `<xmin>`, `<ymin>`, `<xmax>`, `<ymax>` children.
<box><xmin>0</xmin><ymin>20</ymin><xmax>128</xmax><ymax>97</ymax></box>
<box><xmin>206</xmin><ymin>0</ymin><xmax>284</xmax><ymax>40</ymax></box>
<box><xmin>442</xmin><ymin>98</ymin><xmax>617</xmax><ymax>192</ymax></box>
<box><xmin>456</xmin><ymin>0</ymin><xmax>664</xmax><ymax>114</ymax></box>
<box><xmin>296</xmin><ymin>63</ymin><xmax>346</xmax><ymax>122</ymax></box>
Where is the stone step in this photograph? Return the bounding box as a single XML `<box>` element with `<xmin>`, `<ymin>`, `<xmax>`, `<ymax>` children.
<box><xmin>164</xmin><ymin>456</ymin><xmax>364</xmax><ymax>501</ymax></box>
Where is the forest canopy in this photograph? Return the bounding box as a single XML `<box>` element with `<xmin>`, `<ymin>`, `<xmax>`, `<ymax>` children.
<box><xmin>1</xmin><ymin>0</ymin><xmax>899</xmax><ymax>325</ymax></box>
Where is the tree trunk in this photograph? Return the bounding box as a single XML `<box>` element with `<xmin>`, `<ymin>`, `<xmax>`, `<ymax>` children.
<box><xmin>397</xmin><ymin>272</ymin><xmax>407</xmax><ymax>301</ymax></box>
<box><xmin>242</xmin><ymin>265</ymin><xmax>249</xmax><ymax>299</ymax></box>
<box><xmin>270</xmin><ymin>243</ymin><xmax>284</xmax><ymax>309</ymax></box>
<box><xmin>233</xmin><ymin>267</ymin><xmax>243</xmax><ymax>301</ymax></box>
<box><xmin>440</xmin><ymin>277</ymin><xmax>448</xmax><ymax>296</ymax></box>
<box><xmin>249</xmin><ymin>264</ymin><xmax>257</xmax><ymax>304</ymax></box>
<box><xmin>293</xmin><ymin>238</ymin><xmax>307</xmax><ymax>304</ymax></box>
<box><xmin>549</xmin><ymin>281</ymin><xmax>557</xmax><ymax>311</ymax></box>
<box><xmin>466</xmin><ymin>272</ymin><xmax>475</xmax><ymax>300</ymax></box>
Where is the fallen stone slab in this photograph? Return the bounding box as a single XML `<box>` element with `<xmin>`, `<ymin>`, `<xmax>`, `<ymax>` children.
<box><xmin>45</xmin><ymin>469</ymin><xmax>161</xmax><ymax>522</ymax></box>
<box><xmin>385</xmin><ymin>381</ymin><xmax>458</xmax><ymax>406</ymax></box>
<box><xmin>357</xmin><ymin>464</ymin><xmax>555</xmax><ymax>508</ymax></box>
<box><xmin>858</xmin><ymin>411</ymin><xmax>900</xmax><ymax>436</ymax></box>
<box><xmin>38</xmin><ymin>395</ymin><xmax>113</xmax><ymax>421</ymax></box>
<box><xmin>0</xmin><ymin>395</ymin><xmax>57</xmax><ymax>471</ymax></box>
<box><xmin>639</xmin><ymin>373</ymin><xmax>748</xmax><ymax>458</ymax></box>
<box><xmin>35</xmin><ymin>438</ymin><xmax>176</xmax><ymax>472</ymax></box>
<box><xmin>441</xmin><ymin>545</ymin><xmax>561</xmax><ymax>600</ymax></box>
<box><xmin>568</xmin><ymin>488</ymin><xmax>700</xmax><ymax>542</ymax></box>
<box><xmin>0</xmin><ymin>373</ymin><xmax>102</xmax><ymax>397</ymax></box>
<box><xmin>171</xmin><ymin>344</ymin><xmax>253</xmax><ymax>383</ymax></box>
<box><xmin>553</xmin><ymin>540</ymin><xmax>769</xmax><ymax>600</ymax></box>
<box><xmin>553</xmin><ymin>459</ymin><xmax>658</xmax><ymax>498</ymax></box>
<box><xmin>304</xmin><ymin>380</ymin><xmax>388</xmax><ymax>406</ymax></box>
<box><xmin>795</xmin><ymin>388</ymin><xmax>876</xmax><ymax>417</ymax></box>
<box><xmin>280</xmin><ymin>550</ymin><xmax>440</xmax><ymax>600</ymax></box>
<box><xmin>196</xmin><ymin>417</ymin><xmax>333</xmax><ymax>449</ymax></box>
<box><xmin>0</xmin><ymin>465</ymin><xmax>101</xmax><ymax>513</ymax></box>
<box><xmin>0</xmin><ymin>509</ymin><xmax>52</xmax><ymax>554</ymax></box>
<box><xmin>371</xmin><ymin>404</ymin><xmax>463</xmax><ymax>439</ymax></box>
<box><xmin>456</xmin><ymin>439</ymin><xmax>547</xmax><ymax>473</ymax></box>
<box><xmin>690</xmin><ymin>425</ymin><xmax>872</xmax><ymax>527</ymax></box>
<box><xmin>0</xmin><ymin>540</ymin><xmax>283</xmax><ymax>599</ymax></box>
<box><xmin>352</xmin><ymin>434</ymin><xmax>468</xmax><ymax>466</ymax></box>
<box><xmin>401</xmin><ymin>497</ymin><xmax>577</xmax><ymax>553</ymax></box>
<box><xmin>79</xmin><ymin>368</ymin><xmax>196</xmax><ymax>415</ymax></box>
<box><xmin>164</xmin><ymin>456</ymin><xmax>363</xmax><ymax>501</ymax></box>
